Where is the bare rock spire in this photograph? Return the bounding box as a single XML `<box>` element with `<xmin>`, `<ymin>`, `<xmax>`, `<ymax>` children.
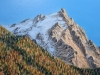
<box><xmin>61</xmin><ymin>8</ymin><xmax>66</xmax><ymax>13</ymax></box>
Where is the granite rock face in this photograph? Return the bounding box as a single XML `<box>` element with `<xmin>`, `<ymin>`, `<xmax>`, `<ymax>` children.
<box><xmin>6</xmin><ymin>8</ymin><xmax>100</xmax><ymax>68</ymax></box>
<box><xmin>47</xmin><ymin>8</ymin><xmax>100</xmax><ymax>68</ymax></box>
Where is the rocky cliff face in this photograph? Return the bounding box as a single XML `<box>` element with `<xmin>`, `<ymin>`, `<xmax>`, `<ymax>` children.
<box><xmin>5</xmin><ymin>8</ymin><xmax>100</xmax><ymax>68</ymax></box>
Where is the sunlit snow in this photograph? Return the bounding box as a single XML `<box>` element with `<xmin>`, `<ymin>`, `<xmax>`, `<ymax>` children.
<box><xmin>6</xmin><ymin>12</ymin><xmax>67</xmax><ymax>55</ymax></box>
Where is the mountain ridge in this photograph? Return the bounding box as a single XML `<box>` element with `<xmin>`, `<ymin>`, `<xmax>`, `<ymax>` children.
<box><xmin>4</xmin><ymin>8</ymin><xmax>100</xmax><ymax>68</ymax></box>
<box><xmin>0</xmin><ymin>25</ymin><xmax>100</xmax><ymax>75</ymax></box>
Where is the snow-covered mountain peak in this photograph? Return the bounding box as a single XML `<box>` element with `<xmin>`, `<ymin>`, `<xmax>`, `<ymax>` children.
<box><xmin>7</xmin><ymin>10</ymin><xmax>67</xmax><ymax>35</ymax></box>
<box><xmin>6</xmin><ymin>9</ymin><xmax>68</xmax><ymax>53</ymax></box>
<box><xmin>5</xmin><ymin>8</ymin><xmax>100</xmax><ymax>68</ymax></box>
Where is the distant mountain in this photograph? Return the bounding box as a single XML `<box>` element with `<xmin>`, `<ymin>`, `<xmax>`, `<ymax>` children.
<box><xmin>5</xmin><ymin>8</ymin><xmax>100</xmax><ymax>69</ymax></box>
<box><xmin>0</xmin><ymin>25</ymin><xmax>100</xmax><ymax>75</ymax></box>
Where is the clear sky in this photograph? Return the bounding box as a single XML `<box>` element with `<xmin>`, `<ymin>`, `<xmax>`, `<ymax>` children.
<box><xmin>0</xmin><ymin>0</ymin><xmax>100</xmax><ymax>46</ymax></box>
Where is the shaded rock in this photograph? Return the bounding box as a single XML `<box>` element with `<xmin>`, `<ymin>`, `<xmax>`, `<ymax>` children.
<box><xmin>10</xmin><ymin>23</ymin><xmax>16</xmax><ymax>28</ymax></box>
<box><xmin>32</xmin><ymin>39</ymin><xmax>37</xmax><ymax>44</ymax></box>
<box><xmin>87</xmin><ymin>56</ymin><xmax>96</xmax><ymax>68</ymax></box>
<box><xmin>20</xmin><ymin>18</ymin><xmax>30</xmax><ymax>23</ymax></box>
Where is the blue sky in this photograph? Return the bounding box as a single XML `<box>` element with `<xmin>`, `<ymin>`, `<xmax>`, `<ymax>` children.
<box><xmin>0</xmin><ymin>0</ymin><xmax>100</xmax><ymax>46</ymax></box>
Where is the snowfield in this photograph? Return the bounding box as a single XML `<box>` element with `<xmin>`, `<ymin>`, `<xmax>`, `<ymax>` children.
<box><xmin>6</xmin><ymin>12</ymin><xmax>67</xmax><ymax>55</ymax></box>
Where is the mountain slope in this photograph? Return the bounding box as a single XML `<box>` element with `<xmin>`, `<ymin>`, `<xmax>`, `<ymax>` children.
<box><xmin>5</xmin><ymin>8</ymin><xmax>100</xmax><ymax>68</ymax></box>
<box><xmin>0</xmin><ymin>25</ymin><xmax>78</xmax><ymax>75</ymax></box>
<box><xmin>0</xmin><ymin>25</ymin><xmax>100</xmax><ymax>75</ymax></box>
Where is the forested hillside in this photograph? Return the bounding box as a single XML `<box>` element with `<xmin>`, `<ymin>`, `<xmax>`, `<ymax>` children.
<box><xmin>0</xmin><ymin>25</ymin><xmax>100</xmax><ymax>75</ymax></box>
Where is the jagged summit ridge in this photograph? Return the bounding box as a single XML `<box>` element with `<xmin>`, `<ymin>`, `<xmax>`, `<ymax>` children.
<box><xmin>33</xmin><ymin>14</ymin><xmax>45</xmax><ymax>24</ymax></box>
<box><xmin>5</xmin><ymin>8</ymin><xmax>100</xmax><ymax>68</ymax></box>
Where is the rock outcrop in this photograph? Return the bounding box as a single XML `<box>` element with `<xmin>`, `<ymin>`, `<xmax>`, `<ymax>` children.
<box><xmin>33</xmin><ymin>14</ymin><xmax>45</xmax><ymax>24</ymax></box>
<box><xmin>10</xmin><ymin>23</ymin><xmax>16</xmax><ymax>28</ymax></box>
<box><xmin>47</xmin><ymin>8</ymin><xmax>100</xmax><ymax>68</ymax></box>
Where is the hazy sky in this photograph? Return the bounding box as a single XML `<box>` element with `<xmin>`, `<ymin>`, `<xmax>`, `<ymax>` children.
<box><xmin>0</xmin><ymin>0</ymin><xmax>100</xmax><ymax>46</ymax></box>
